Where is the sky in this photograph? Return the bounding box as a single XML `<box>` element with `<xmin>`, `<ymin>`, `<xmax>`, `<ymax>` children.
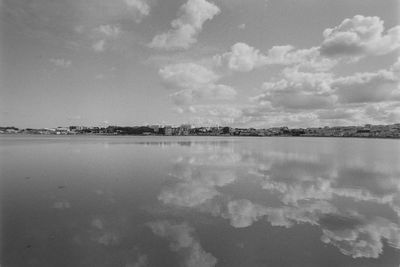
<box><xmin>1</xmin><ymin>0</ymin><xmax>399</xmax><ymax>128</ymax></box>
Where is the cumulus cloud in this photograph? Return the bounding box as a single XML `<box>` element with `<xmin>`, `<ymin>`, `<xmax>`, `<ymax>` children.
<box><xmin>320</xmin><ymin>15</ymin><xmax>400</xmax><ymax>57</ymax></box>
<box><xmin>95</xmin><ymin>24</ymin><xmax>121</xmax><ymax>38</ymax></box>
<box><xmin>252</xmin><ymin>67</ymin><xmax>336</xmax><ymax>110</ymax></box>
<box><xmin>65</xmin><ymin>1</ymin><xmax>150</xmax><ymax>52</ymax></box>
<box><xmin>50</xmin><ymin>58</ymin><xmax>71</xmax><ymax>68</ymax></box>
<box><xmin>214</xmin><ymin>43</ymin><xmax>336</xmax><ymax>72</ymax></box>
<box><xmin>332</xmin><ymin>69</ymin><xmax>400</xmax><ymax>104</ymax></box>
<box><xmin>217</xmin><ymin>42</ymin><xmax>267</xmax><ymax>72</ymax></box>
<box><xmin>147</xmin><ymin>221</ymin><xmax>217</xmax><ymax>267</ymax></box>
<box><xmin>91</xmin><ymin>24</ymin><xmax>122</xmax><ymax>52</ymax></box>
<box><xmin>97</xmin><ymin>232</ymin><xmax>120</xmax><ymax>246</ymax></box>
<box><xmin>124</xmin><ymin>0</ymin><xmax>150</xmax><ymax>20</ymax></box>
<box><xmin>246</xmin><ymin>57</ymin><xmax>400</xmax><ymax>124</ymax></box>
<box><xmin>212</xmin><ymin>15</ymin><xmax>399</xmax><ymax>74</ymax></box>
<box><xmin>363</xmin><ymin>102</ymin><xmax>400</xmax><ymax>124</ymax></box>
<box><xmin>150</xmin><ymin>15</ymin><xmax>399</xmax><ymax>126</ymax></box>
<box><xmin>159</xmin><ymin>63</ymin><xmax>236</xmax><ymax>105</ymax></box>
<box><xmin>92</xmin><ymin>39</ymin><xmax>106</xmax><ymax>52</ymax></box>
<box><xmin>238</xmin><ymin>23</ymin><xmax>246</xmax><ymax>30</ymax></box>
<box><xmin>160</xmin><ymin>63</ymin><xmax>219</xmax><ymax>88</ymax></box>
<box><xmin>158</xmin><ymin>16</ymin><xmax>399</xmax><ymax>126</ymax></box>
<box><xmin>149</xmin><ymin>0</ymin><xmax>220</xmax><ymax>50</ymax></box>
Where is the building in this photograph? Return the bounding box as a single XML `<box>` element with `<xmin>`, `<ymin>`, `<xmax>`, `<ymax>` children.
<box><xmin>178</xmin><ymin>124</ymin><xmax>191</xmax><ymax>136</ymax></box>
<box><xmin>161</xmin><ymin>126</ymin><xmax>172</xmax><ymax>136</ymax></box>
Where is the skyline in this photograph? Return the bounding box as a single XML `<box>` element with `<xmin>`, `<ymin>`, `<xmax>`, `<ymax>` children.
<box><xmin>1</xmin><ymin>0</ymin><xmax>400</xmax><ymax>128</ymax></box>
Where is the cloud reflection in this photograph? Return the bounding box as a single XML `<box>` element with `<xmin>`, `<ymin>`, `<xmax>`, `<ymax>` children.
<box><xmin>53</xmin><ymin>200</ymin><xmax>71</xmax><ymax>209</ymax></box>
<box><xmin>147</xmin><ymin>221</ymin><xmax>217</xmax><ymax>267</ymax></box>
<box><xmin>155</xmin><ymin>141</ymin><xmax>400</xmax><ymax>259</ymax></box>
<box><xmin>159</xmin><ymin>149</ymin><xmax>239</xmax><ymax>208</ymax></box>
<box><xmin>320</xmin><ymin>216</ymin><xmax>400</xmax><ymax>258</ymax></box>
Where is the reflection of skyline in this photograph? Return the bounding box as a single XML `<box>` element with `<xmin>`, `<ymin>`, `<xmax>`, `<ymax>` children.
<box><xmin>134</xmin><ymin>139</ymin><xmax>236</xmax><ymax>149</ymax></box>
<box><xmin>156</xmin><ymin>140</ymin><xmax>400</xmax><ymax>259</ymax></box>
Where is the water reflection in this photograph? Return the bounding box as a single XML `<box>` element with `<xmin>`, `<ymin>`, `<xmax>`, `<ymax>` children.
<box><xmin>2</xmin><ymin>136</ymin><xmax>399</xmax><ymax>266</ymax></box>
<box><xmin>155</xmin><ymin>138</ymin><xmax>400</xmax><ymax>261</ymax></box>
<box><xmin>159</xmin><ymin>151</ymin><xmax>239</xmax><ymax>208</ymax></box>
<box><xmin>148</xmin><ymin>221</ymin><xmax>217</xmax><ymax>267</ymax></box>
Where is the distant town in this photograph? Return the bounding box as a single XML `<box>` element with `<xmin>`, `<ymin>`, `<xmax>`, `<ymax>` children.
<box><xmin>1</xmin><ymin>123</ymin><xmax>400</xmax><ymax>138</ymax></box>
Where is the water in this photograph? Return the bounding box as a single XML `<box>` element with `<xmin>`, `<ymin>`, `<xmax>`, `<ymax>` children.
<box><xmin>1</xmin><ymin>135</ymin><xmax>399</xmax><ymax>267</ymax></box>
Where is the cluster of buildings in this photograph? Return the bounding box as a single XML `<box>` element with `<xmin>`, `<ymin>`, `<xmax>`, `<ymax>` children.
<box><xmin>1</xmin><ymin>123</ymin><xmax>400</xmax><ymax>138</ymax></box>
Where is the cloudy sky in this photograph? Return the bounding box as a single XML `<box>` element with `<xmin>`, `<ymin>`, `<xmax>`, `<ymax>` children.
<box><xmin>1</xmin><ymin>0</ymin><xmax>399</xmax><ymax>128</ymax></box>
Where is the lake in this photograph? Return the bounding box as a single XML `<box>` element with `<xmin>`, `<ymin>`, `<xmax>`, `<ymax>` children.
<box><xmin>1</xmin><ymin>136</ymin><xmax>399</xmax><ymax>267</ymax></box>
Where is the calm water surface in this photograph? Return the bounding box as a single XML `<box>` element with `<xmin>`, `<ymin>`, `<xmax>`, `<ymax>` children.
<box><xmin>1</xmin><ymin>136</ymin><xmax>400</xmax><ymax>267</ymax></box>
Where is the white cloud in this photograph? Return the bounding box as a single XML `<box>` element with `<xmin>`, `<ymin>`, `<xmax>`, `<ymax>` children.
<box><xmin>159</xmin><ymin>62</ymin><xmax>236</xmax><ymax>105</ymax></box>
<box><xmin>218</xmin><ymin>42</ymin><xmax>266</xmax><ymax>72</ymax></box>
<box><xmin>238</xmin><ymin>23</ymin><xmax>246</xmax><ymax>30</ymax></box>
<box><xmin>252</xmin><ymin>68</ymin><xmax>336</xmax><ymax>110</ymax></box>
<box><xmin>124</xmin><ymin>0</ymin><xmax>150</xmax><ymax>20</ymax></box>
<box><xmin>332</xmin><ymin>69</ymin><xmax>400</xmax><ymax>104</ymax></box>
<box><xmin>95</xmin><ymin>24</ymin><xmax>121</xmax><ymax>38</ymax></box>
<box><xmin>50</xmin><ymin>58</ymin><xmax>72</xmax><ymax>68</ymax></box>
<box><xmin>244</xmin><ymin>57</ymin><xmax>400</xmax><ymax>125</ymax></box>
<box><xmin>160</xmin><ymin>63</ymin><xmax>219</xmax><ymax>88</ymax></box>
<box><xmin>215</xmin><ymin>43</ymin><xmax>336</xmax><ymax>72</ymax></box>
<box><xmin>363</xmin><ymin>102</ymin><xmax>400</xmax><ymax>124</ymax></box>
<box><xmin>97</xmin><ymin>232</ymin><xmax>119</xmax><ymax>246</ymax></box>
<box><xmin>92</xmin><ymin>39</ymin><xmax>106</xmax><ymax>52</ymax></box>
<box><xmin>91</xmin><ymin>24</ymin><xmax>122</xmax><ymax>52</ymax></box>
<box><xmin>151</xmin><ymin>15</ymin><xmax>399</xmax><ymax>127</ymax></box>
<box><xmin>320</xmin><ymin>15</ymin><xmax>400</xmax><ymax>57</ymax></box>
<box><xmin>147</xmin><ymin>221</ymin><xmax>217</xmax><ymax>267</ymax></box>
<box><xmin>149</xmin><ymin>0</ymin><xmax>220</xmax><ymax>50</ymax></box>
<box><xmin>213</xmin><ymin>15</ymin><xmax>399</xmax><ymax>74</ymax></box>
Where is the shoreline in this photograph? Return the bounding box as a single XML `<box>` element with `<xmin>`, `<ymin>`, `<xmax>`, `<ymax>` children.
<box><xmin>1</xmin><ymin>133</ymin><xmax>399</xmax><ymax>140</ymax></box>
